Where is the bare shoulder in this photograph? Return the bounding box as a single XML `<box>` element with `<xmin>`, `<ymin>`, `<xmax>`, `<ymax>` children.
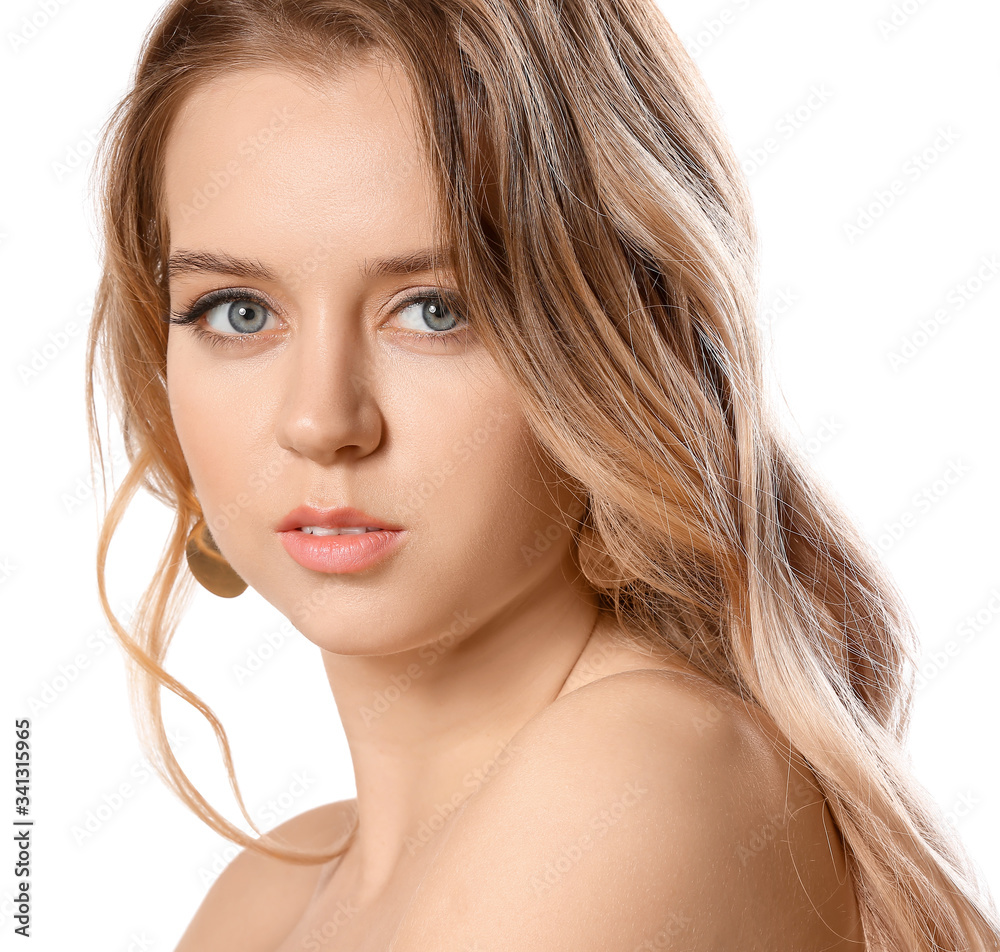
<box><xmin>172</xmin><ymin>798</ymin><xmax>357</xmax><ymax>952</ymax></box>
<box><xmin>390</xmin><ymin>668</ymin><xmax>863</xmax><ymax>951</ymax></box>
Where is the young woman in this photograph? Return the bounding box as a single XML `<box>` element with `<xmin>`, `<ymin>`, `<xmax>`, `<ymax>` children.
<box><xmin>85</xmin><ymin>1</ymin><xmax>1000</xmax><ymax>949</ymax></box>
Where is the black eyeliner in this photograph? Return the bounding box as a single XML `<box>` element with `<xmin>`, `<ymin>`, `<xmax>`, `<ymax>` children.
<box><xmin>168</xmin><ymin>287</ymin><xmax>273</xmax><ymax>326</ymax></box>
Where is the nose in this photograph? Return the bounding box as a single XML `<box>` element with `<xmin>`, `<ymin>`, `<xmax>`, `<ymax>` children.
<box><xmin>274</xmin><ymin>307</ymin><xmax>383</xmax><ymax>465</ymax></box>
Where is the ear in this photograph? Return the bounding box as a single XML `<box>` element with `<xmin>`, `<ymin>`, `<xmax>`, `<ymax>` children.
<box><xmin>564</xmin><ymin>480</ymin><xmax>589</xmax><ymax>527</ymax></box>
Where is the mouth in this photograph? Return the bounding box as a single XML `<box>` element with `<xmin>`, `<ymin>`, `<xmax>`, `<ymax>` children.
<box><xmin>275</xmin><ymin>504</ymin><xmax>404</xmax><ymax>534</ymax></box>
<box><xmin>276</xmin><ymin>505</ymin><xmax>406</xmax><ymax>573</ymax></box>
<box><xmin>296</xmin><ymin>526</ymin><xmax>386</xmax><ymax>536</ymax></box>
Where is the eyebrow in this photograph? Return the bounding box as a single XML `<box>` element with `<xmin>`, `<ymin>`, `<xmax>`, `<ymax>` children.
<box><xmin>166</xmin><ymin>248</ymin><xmax>453</xmax><ymax>282</ymax></box>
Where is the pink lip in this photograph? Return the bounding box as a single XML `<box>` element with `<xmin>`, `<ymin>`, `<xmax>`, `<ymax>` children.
<box><xmin>278</xmin><ymin>526</ymin><xmax>406</xmax><ymax>574</ymax></box>
<box><xmin>275</xmin><ymin>505</ymin><xmax>407</xmax><ymax>574</ymax></box>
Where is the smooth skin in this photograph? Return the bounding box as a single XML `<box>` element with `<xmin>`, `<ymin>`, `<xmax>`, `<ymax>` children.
<box><xmin>164</xmin><ymin>59</ymin><xmax>864</xmax><ymax>951</ymax></box>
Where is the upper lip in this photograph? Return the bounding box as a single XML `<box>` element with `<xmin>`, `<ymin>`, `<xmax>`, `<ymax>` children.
<box><xmin>276</xmin><ymin>505</ymin><xmax>404</xmax><ymax>533</ymax></box>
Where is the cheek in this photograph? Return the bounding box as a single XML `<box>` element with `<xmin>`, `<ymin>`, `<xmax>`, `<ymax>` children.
<box><xmin>431</xmin><ymin>396</ymin><xmax>580</xmax><ymax>582</ymax></box>
<box><xmin>165</xmin><ymin>336</ymin><xmax>265</xmax><ymax>520</ymax></box>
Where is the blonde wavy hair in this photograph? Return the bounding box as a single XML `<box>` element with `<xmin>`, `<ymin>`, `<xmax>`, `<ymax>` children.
<box><xmin>85</xmin><ymin>1</ymin><xmax>999</xmax><ymax>948</ymax></box>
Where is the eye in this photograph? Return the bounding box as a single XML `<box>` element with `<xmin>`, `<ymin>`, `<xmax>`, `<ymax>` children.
<box><xmin>167</xmin><ymin>288</ymin><xmax>280</xmax><ymax>341</ymax></box>
<box><xmin>391</xmin><ymin>292</ymin><xmax>466</xmax><ymax>336</ymax></box>
<box><xmin>203</xmin><ymin>296</ymin><xmax>278</xmax><ymax>335</ymax></box>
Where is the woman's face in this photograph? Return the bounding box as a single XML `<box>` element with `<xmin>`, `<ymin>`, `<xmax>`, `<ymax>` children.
<box><xmin>163</xmin><ymin>61</ymin><xmax>585</xmax><ymax>655</ymax></box>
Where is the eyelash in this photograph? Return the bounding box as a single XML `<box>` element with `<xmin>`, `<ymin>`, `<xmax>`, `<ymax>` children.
<box><xmin>166</xmin><ymin>287</ymin><xmax>469</xmax><ymax>350</ymax></box>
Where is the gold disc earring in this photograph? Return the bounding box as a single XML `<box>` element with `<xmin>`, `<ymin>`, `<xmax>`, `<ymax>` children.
<box><xmin>185</xmin><ymin>518</ymin><xmax>248</xmax><ymax>598</ymax></box>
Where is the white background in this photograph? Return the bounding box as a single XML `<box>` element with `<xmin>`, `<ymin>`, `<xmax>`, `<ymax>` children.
<box><xmin>1</xmin><ymin>0</ymin><xmax>998</xmax><ymax>948</ymax></box>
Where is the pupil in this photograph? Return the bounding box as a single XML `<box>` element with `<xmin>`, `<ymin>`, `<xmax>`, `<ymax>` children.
<box><xmin>228</xmin><ymin>300</ymin><xmax>267</xmax><ymax>333</ymax></box>
<box><xmin>424</xmin><ymin>300</ymin><xmax>456</xmax><ymax>332</ymax></box>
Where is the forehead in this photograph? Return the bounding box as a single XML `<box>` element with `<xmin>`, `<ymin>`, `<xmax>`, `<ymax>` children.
<box><xmin>161</xmin><ymin>62</ymin><xmax>441</xmax><ymax>264</ymax></box>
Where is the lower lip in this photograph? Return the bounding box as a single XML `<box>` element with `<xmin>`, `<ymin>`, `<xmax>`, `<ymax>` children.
<box><xmin>278</xmin><ymin>528</ymin><xmax>407</xmax><ymax>574</ymax></box>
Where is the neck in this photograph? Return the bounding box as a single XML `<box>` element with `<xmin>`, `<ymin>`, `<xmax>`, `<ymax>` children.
<box><xmin>320</xmin><ymin>565</ymin><xmax>602</xmax><ymax>899</ymax></box>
